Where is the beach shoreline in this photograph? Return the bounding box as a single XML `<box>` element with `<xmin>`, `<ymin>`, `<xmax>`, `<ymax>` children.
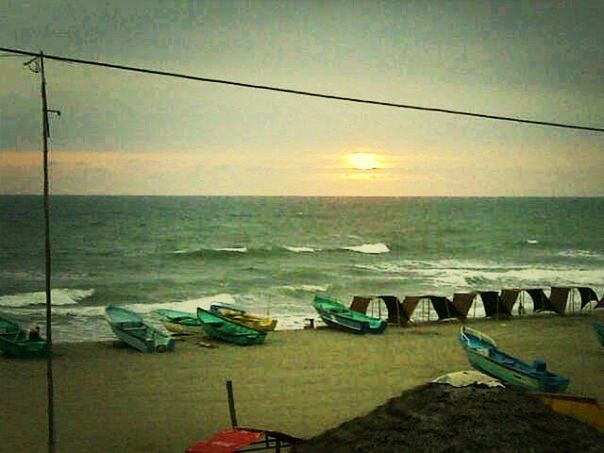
<box><xmin>2</xmin><ymin>312</ymin><xmax>603</xmax><ymax>452</ymax></box>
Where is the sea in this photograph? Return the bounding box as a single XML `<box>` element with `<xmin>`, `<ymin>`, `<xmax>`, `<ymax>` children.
<box><xmin>1</xmin><ymin>196</ymin><xmax>602</xmax><ymax>343</ymax></box>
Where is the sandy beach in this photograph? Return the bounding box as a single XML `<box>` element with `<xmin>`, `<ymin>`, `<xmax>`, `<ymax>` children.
<box><xmin>2</xmin><ymin>312</ymin><xmax>603</xmax><ymax>452</ymax></box>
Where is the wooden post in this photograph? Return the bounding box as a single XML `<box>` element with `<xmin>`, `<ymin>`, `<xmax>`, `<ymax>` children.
<box><xmin>39</xmin><ymin>51</ymin><xmax>56</xmax><ymax>453</ymax></box>
<box><xmin>226</xmin><ymin>380</ymin><xmax>238</xmax><ymax>428</ymax></box>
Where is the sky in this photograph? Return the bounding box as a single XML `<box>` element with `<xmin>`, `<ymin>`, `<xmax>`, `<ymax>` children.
<box><xmin>1</xmin><ymin>0</ymin><xmax>603</xmax><ymax>196</ymax></box>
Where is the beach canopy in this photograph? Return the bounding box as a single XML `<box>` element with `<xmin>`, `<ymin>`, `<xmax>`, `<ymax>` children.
<box><xmin>578</xmin><ymin>287</ymin><xmax>601</xmax><ymax>309</ymax></box>
<box><xmin>525</xmin><ymin>288</ymin><xmax>569</xmax><ymax>315</ymax></box>
<box><xmin>426</xmin><ymin>296</ymin><xmax>465</xmax><ymax>320</ymax></box>
<box><xmin>479</xmin><ymin>291</ymin><xmax>510</xmax><ymax>318</ymax></box>
<box><xmin>350</xmin><ymin>295</ymin><xmax>422</xmax><ymax>326</ymax></box>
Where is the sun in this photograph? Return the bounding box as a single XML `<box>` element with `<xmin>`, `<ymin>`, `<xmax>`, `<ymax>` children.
<box><xmin>350</xmin><ymin>152</ymin><xmax>379</xmax><ymax>170</ymax></box>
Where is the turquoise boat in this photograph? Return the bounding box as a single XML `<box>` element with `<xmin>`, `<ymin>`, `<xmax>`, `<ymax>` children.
<box><xmin>0</xmin><ymin>313</ymin><xmax>47</xmax><ymax>358</ymax></box>
<box><xmin>459</xmin><ymin>326</ymin><xmax>569</xmax><ymax>392</ymax></box>
<box><xmin>594</xmin><ymin>322</ymin><xmax>604</xmax><ymax>346</ymax></box>
<box><xmin>155</xmin><ymin>308</ymin><xmax>204</xmax><ymax>335</ymax></box>
<box><xmin>312</xmin><ymin>295</ymin><xmax>387</xmax><ymax>334</ymax></box>
<box><xmin>196</xmin><ymin>307</ymin><xmax>267</xmax><ymax>346</ymax></box>
<box><xmin>105</xmin><ymin>304</ymin><xmax>175</xmax><ymax>353</ymax></box>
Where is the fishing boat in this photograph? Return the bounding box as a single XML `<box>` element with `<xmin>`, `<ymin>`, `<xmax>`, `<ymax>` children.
<box><xmin>459</xmin><ymin>326</ymin><xmax>569</xmax><ymax>392</ymax></box>
<box><xmin>210</xmin><ymin>304</ymin><xmax>277</xmax><ymax>332</ymax></box>
<box><xmin>594</xmin><ymin>322</ymin><xmax>604</xmax><ymax>346</ymax></box>
<box><xmin>105</xmin><ymin>304</ymin><xmax>175</xmax><ymax>353</ymax></box>
<box><xmin>155</xmin><ymin>308</ymin><xmax>204</xmax><ymax>335</ymax></box>
<box><xmin>532</xmin><ymin>392</ymin><xmax>604</xmax><ymax>431</ymax></box>
<box><xmin>197</xmin><ymin>307</ymin><xmax>267</xmax><ymax>345</ymax></box>
<box><xmin>312</xmin><ymin>295</ymin><xmax>387</xmax><ymax>334</ymax></box>
<box><xmin>0</xmin><ymin>313</ymin><xmax>47</xmax><ymax>358</ymax></box>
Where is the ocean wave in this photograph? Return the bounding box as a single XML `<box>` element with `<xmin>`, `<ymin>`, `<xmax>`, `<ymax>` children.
<box><xmin>0</xmin><ymin>288</ymin><xmax>94</xmax><ymax>308</ymax></box>
<box><xmin>556</xmin><ymin>249</ymin><xmax>604</xmax><ymax>260</ymax></box>
<box><xmin>342</xmin><ymin>243</ymin><xmax>390</xmax><ymax>254</ymax></box>
<box><xmin>525</xmin><ymin>239</ymin><xmax>539</xmax><ymax>245</ymax></box>
<box><xmin>277</xmin><ymin>284</ymin><xmax>328</xmax><ymax>293</ymax></box>
<box><xmin>352</xmin><ymin>259</ymin><xmax>604</xmax><ymax>292</ymax></box>
<box><xmin>124</xmin><ymin>293</ymin><xmax>239</xmax><ymax>315</ymax></box>
<box><xmin>283</xmin><ymin>246</ymin><xmax>319</xmax><ymax>253</ymax></box>
<box><xmin>170</xmin><ymin>246</ymin><xmax>250</xmax><ymax>257</ymax></box>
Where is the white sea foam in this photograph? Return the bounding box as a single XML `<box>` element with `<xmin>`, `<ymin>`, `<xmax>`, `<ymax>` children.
<box><xmin>278</xmin><ymin>284</ymin><xmax>328</xmax><ymax>292</ymax></box>
<box><xmin>557</xmin><ymin>249</ymin><xmax>604</xmax><ymax>260</ymax></box>
<box><xmin>171</xmin><ymin>247</ymin><xmax>248</xmax><ymax>254</ymax></box>
<box><xmin>526</xmin><ymin>239</ymin><xmax>539</xmax><ymax>245</ymax></box>
<box><xmin>126</xmin><ymin>293</ymin><xmax>239</xmax><ymax>315</ymax></box>
<box><xmin>353</xmin><ymin>258</ymin><xmax>604</xmax><ymax>292</ymax></box>
<box><xmin>342</xmin><ymin>243</ymin><xmax>390</xmax><ymax>254</ymax></box>
<box><xmin>0</xmin><ymin>288</ymin><xmax>94</xmax><ymax>308</ymax></box>
<box><xmin>213</xmin><ymin>247</ymin><xmax>248</xmax><ymax>253</ymax></box>
<box><xmin>283</xmin><ymin>246</ymin><xmax>318</xmax><ymax>253</ymax></box>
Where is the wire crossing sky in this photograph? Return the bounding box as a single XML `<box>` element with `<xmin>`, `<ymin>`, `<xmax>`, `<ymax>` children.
<box><xmin>2</xmin><ymin>46</ymin><xmax>602</xmax><ymax>133</ymax></box>
<box><xmin>1</xmin><ymin>1</ymin><xmax>602</xmax><ymax>196</ymax></box>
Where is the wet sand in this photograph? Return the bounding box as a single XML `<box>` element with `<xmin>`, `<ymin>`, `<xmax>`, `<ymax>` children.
<box><xmin>1</xmin><ymin>312</ymin><xmax>602</xmax><ymax>452</ymax></box>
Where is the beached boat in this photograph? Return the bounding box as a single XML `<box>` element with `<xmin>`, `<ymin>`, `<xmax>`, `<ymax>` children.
<box><xmin>105</xmin><ymin>304</ymin><xmax>175</xmax><ymax>353</ymax></box>
<box><xmin>0</xmin><ymin>313</ymin><xmax>47</xmax><ymax>358</ymax></box>
<box><xmin>459</xmin><ymin>326</ymin><xmax>569</xmax><ymax>392</ymax></box>
<box><xmin>155</xmin><ymin>308</ymin><xmax>204</xmax><ymax>335</ymax></box>
<box><xmin>312</xmin><ymin>295</ymin><xmax>387</xmax><ymax>334</ymax></box>
<box><xmin>594</xmin><ymin>322</ymin><xmax>604</xmax><ymax>346</ymax></box>
<box><xmin>532</xmin><ymin>392</ymin><xmax>604</xmax><ymax>431</ymax></box>
<box><xmin>210</xmin><ymin>304</ymin><xmax>277</xmax><ymax>332</ymax></box>
<box><xmin>197</xmin><ymin>307</ymin><xmax>267</xmax><ymax>345</ymax></box>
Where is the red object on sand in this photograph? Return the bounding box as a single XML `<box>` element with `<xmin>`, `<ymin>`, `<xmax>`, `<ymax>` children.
<box><xmin>186</xmin><ymin>428</ymin><xmax>264</xmax><ymax>453</ymax></box>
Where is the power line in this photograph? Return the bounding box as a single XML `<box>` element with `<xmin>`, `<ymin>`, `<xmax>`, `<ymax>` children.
<box><xmin>1</xmin><ymin>46</ymin><xmax>603</xmax><ymax>133</ymax></box>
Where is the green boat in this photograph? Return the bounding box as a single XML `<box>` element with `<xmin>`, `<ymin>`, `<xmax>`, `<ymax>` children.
<box><xmin>197</xmin><ymin>307</ymin><xmax>267</xmax><ymax>346</ymax></box>
<box><xmin>155</xmin><ymin>308</ymin><xmax>204</xmax><ymax>335</ymax></box>
<box><xmin>105</xmin><ymin>304</ymin><xmax>175</xmax><ymax>353</ymax></box>
<box><xmin>459</xmin><ymin>326</ymin><xmax>569</xmax><ymax>392</ymax></box>
<box><xmin>0</xmin><ymin>313</ymin><xmax>47</xmax><ymax>358</ymax></box>
<box><xmin>312</xmin><ymin>295</ymin><xmax>387</xmax><ymax>334</ymax></box>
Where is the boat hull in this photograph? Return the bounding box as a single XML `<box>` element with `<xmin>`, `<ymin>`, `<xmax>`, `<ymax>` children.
<box><xmin>155</xmin><ymin>309</ymin><xmax>205</xmax><ymax>335</ymax></box>
<box><xmin>532</xmin><ymin>392</ymin><xmax>604</xmax><ymax>431</ymax></box>
<box><xmin>313</xmin><ymin>296</ymin><xmax>387</xmax><ymax>334</ymax></box>
<box><xmin>460</xmin><ymin>327</ymin><xmax>569</xmax><ymax>393</ymax></box>
<box><xmin>0</xmin><ymin>315</ymin><xmax>47</xmax><ymax>358</ymax></box>
<box><xmin>106</xmin><ymin>305</ymin><xmax>175</xmax><ymax>353</ymax></box>
<box><xmin>0</xmin><ymin>335</ymin><xmax>48</xmax><ymax>358</ymax></box>
<box><xmin>161</xmin><ymin>320</ymin><xmax>205</xmax><ymax>335</ymax></box>
<box><xmin>210</xmin><ymin>305</ymin><xmax>277</xmax><ymax>332</ymax></box>
<box><xmin>197</xmin><ymin>308</ymin><xmax>267</xmax><ymax>346</ymax></box>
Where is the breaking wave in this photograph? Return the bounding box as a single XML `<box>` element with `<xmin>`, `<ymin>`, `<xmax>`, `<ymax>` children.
<box><xmin>0</xmin><ymin>288</ymin><xmax>94</xmax><ymax>308</ymax></box>
<box><xmin>282</xmin><ymin>246</ymin><xmax>320</xmax><ymax>253</ymax></box>
<box><xmin>341</xmin><ymin>243</ymin><xmax>390</xmax><ymax>254</ymax></box>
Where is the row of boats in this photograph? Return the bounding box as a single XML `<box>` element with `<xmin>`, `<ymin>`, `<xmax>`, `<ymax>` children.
<box><xmin>1</xmin><ymin>295</ymin><xmax>603</xmax><ymax>395</ymax></box>
<box><xmin>105</xmin><ymin>295</ymin><xmax>390</xmax><ymax>350</ymax></box>
<box><xmin>105</xmin><ymin>303</ymin><xmax>278</xmax><ymax>351</ymax></box>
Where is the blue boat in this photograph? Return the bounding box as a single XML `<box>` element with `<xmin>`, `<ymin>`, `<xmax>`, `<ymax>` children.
<box><xmin>312</xmin><ymin>296</ymin><xmax>387</xmax><ymax>334</ymax></box>
<box><xmin>105</xmin><ymin>305</ymin><xmax>175</xmax><ymax>353</ymax></box>
<box><xmin>0</xmin><ymin>313</ymin><xmax>47</xmax><ymax>358</ymax></box>
<box><xmin>594</xmin><ymin>322</ymin><xmax>604</xmax><ymax>346</ymax></box>
<box><xmin>459</xmin><ymin>326</ymin><xmax>569</xmax><ymax>392</ymax></box>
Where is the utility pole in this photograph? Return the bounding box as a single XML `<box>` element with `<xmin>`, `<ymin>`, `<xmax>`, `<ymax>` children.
<box><xmin>24</xmin><ymin>50</ymin><xmax>61</xmax><ymax>453</ymax></box>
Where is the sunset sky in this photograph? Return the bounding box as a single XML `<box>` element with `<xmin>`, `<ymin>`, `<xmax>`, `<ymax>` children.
<box><xmin>1</xmin><ymin>0</ymin><xmax>602</xmax><ymax>196</ymax></box>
